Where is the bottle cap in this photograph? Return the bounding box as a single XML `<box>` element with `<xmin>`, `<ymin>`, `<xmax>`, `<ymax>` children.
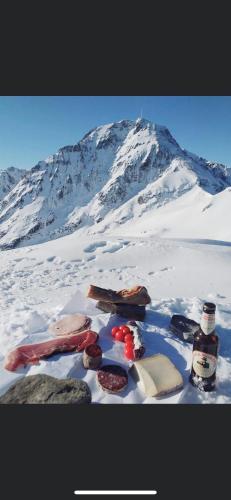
<box><xmin>203</xmin><ymin>302</ymin><xmax>216</xmax><ymax>313</ymax></box>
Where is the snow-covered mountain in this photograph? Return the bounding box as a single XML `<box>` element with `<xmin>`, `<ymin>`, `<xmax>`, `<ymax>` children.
<box><xmin>0</xmin><ymin>118</ymin><xmax>231</xmax><ymax>249</ymax></box>
<box><xmin>0</xmin><ymin>166</ymin><xmax>26</xmax><ymax>203</ymax></box>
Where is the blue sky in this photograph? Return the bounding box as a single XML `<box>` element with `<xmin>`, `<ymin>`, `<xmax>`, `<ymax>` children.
<box><xmin>0</xmin><ymin>96</ymin><xmax>231</xmax><ymax>170</ymax></box>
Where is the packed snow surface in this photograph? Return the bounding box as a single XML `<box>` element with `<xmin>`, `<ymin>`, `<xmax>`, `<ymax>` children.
<box><xmin>0</xmin><ymin>232</ymin><xmax>230</xmax><ymax>404</ymax></box>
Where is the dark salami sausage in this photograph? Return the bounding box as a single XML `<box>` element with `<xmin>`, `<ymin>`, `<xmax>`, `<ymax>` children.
<box><xmin>97</xmin><ymin>365</ymin><xmax>128</xmax><ymax>394</ymax></box>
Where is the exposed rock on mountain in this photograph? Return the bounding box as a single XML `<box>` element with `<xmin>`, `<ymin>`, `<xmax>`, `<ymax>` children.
<box><xmin>0</xmin><ymin>166</ymin><xmax>26</xmax><ymax>202</ymax></box>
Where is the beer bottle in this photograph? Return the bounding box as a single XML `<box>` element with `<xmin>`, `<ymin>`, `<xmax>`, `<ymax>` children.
<box><xmin>189</xmin><ymin>302</ymin><xmax>219</xmax><ymax>391</ymax></box>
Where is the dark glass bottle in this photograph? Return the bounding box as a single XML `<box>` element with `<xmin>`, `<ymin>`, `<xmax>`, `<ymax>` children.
<box><xmin>189</xmin><ymin>302</ymin><xmax>219</xmax><ymax>392</ymax></box>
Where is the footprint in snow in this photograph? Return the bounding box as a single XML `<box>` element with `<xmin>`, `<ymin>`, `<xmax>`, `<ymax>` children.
<box><xmin>46</xmin><ymin>256</ymin><xmax>56</xmax><ymax>262</ymax></box>
<box><xmin>84</xmin><ymin>241</ymin><xmax>107</xmax><ymax>253</ymax></box>
<box><xmin>147</xmin><ymin>267</ymin><xmax>174</xmax><ymax>277</ymax></box>
<box><xmin>86</xmin><ymin>255</ymin><xmax>96</xmax><ymax>262</ymax></box>
<box><xmin>64</xmin><ymin>262</ymin><xmax>73</xmax><ymax>270</ymax></box>
<box><xmin>102</xmin><ymin>242</ymin><xmax>124</xmax><ymax>254</ymax></box>
<box><xmin>118</xmin><ymin>239</ymin><xmax>130</xmax><ymax>245</ymax></box>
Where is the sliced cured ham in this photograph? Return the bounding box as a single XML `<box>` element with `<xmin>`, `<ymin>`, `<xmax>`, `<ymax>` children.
<box><xmin>49</xmin><ymin>314</ymin><xmax>92</xmax><ymax>336</ymax></box>
<box><xmin>4</xmin><ymin>330</ymin><xmax>98</xmax><ymax>372</ymax></box>
<box><xmin>87</xmin><ymin>285</ymin><xmax>151</xmax><ymax>305</ymax></box>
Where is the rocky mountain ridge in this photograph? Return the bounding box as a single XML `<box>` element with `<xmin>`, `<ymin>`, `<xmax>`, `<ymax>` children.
<box><xmin>0</xmin><ymin>166</ymin><xmax>26</xmax><ymax>203</ymax></box>
<box><xmin>0</xmin><ymin>118</ymin><xmax>230</xmax><ymax>249</ymax></box>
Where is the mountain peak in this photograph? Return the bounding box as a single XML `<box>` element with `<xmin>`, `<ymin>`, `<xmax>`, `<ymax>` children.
<box><xmin>135</xmin><ymin>117</ymin><xmax>151</xmax><ymax>125</ymax></box>
<box><xmin>132</xmin><ymin>118</ymin><xmax>180</xmax><ymax>149</ymax></box>
<box><xmin>135</xmin><ymin>116</ymin><xmax>167</xmax><ymax>130</ymax></box>
<box><xmin>0</xmin><ymin>118</ymin><xmax>230</xmax><ymax>250</ymax></box>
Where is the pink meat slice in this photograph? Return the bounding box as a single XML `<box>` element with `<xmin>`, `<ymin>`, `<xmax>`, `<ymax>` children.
<box><xmin>4</xmin><ymin>330</ymin><xmax>98</xmax><ymax>372</ymax></box>
<box><xmin>49</xmin><ymin>314</ymin><xmax>92</xmax><ymax>336</ymax></box>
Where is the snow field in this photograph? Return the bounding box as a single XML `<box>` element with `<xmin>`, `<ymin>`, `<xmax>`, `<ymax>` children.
<box><xmin>0</xmin><ymin>232</ymin><xmax>231</xmax><ymax>403</ymax></box>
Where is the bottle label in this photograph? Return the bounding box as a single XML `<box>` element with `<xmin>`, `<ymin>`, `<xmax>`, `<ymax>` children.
<box><xmin>200</xmin><ymin>312</ymin><xmax>215</xmax><ymax>335</ymax></box>
<box><xmin>192</xmin><ymin>350</ymin><xmax>217</xmax><ymax>378</ymax></box>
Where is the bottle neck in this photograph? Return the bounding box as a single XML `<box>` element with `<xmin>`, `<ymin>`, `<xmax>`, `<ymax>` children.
<box><xmin>200</xmin><ymin>310</ymin><xmax>216</xmax><ymax>335</ymax></box>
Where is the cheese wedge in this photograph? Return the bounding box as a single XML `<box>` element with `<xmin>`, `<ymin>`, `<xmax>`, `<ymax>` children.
<box><xmin>129</xmin><ymin>354</ymin><xmax>183</xmax><ymax>397</ymax></box>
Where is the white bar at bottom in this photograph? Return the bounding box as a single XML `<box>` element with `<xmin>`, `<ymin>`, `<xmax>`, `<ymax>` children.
<box><xmin>74</xmin><ymin>491</ymin><xmax>157</xmax><ymax>496</ymax></box>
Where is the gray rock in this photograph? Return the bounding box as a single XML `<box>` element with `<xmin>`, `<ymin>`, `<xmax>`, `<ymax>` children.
<box><xmin>0</xmin><ymin>374</ymin><xmax>91</xmax><ymax>404</ymax></box>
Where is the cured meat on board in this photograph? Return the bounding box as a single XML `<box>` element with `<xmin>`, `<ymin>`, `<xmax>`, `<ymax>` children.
<box><xmin>4</xmin><ymin>330</ymin><xmax>98</xmax><ymax>372</ymax></box>
<box><xmin>96</xmin><ymin>301</ymin><xmax>146</xmax><ymax>320</ymax></box>
<box><xmin>87</xmin><ymin>285</ymin><xmax>151</xmax><ymax>305</ymax></box>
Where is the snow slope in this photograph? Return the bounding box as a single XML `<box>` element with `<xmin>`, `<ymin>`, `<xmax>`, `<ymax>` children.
<box><xmin>0</xmin><ymin>118</ymin><xmax>231</xmax><ymax>249</ymax></box>
<box><xmin>0</xmin><ymin>231</ymin><xmax>230</xmax><ymax>404</ymax></box>
<box><xmin>107</xmin><ymin>185</ymin><xmax>231</xmax><ymax>241</ymax></box>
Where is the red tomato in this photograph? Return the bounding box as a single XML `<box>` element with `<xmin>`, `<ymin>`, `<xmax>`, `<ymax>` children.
<box><xmin>124</xmin><ymin>345</ymin><xmax>135</xmax><ymax>360</ymax></box>
<box><xmin>111</xmin><ymin>326</ymin><xmax>120</xmax><ymax>338</ymax></box>
<box><xmin>115</xmin><ymin>330</ymin><xmax>126</xmax><ymax>342</ymax></box>
<box><xmin>124</xmin><ymin>333</ymin><xmax>134</xmax><ymax>344</ymax></box>
<box><xmin>119</xmin><ymin>325</ymin><xmax>131</xmax><ymax>336</ymax></box>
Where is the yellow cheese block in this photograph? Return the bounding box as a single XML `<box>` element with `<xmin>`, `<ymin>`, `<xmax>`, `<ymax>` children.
<box><xmin>129</xmin><ymin>354</ymin><xmax>183</xmax><ymax>397</ymax></box>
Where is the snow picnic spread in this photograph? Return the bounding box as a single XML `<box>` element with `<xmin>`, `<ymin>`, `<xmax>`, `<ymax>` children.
<box><xmin>0</xmin><ymin>285</ymin><xmax>219</xmax><ymax>404</ymax></box>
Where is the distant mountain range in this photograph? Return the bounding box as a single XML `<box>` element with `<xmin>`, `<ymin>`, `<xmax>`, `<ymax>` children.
<box><xmin>0</xmin><ymin>118</ymin><xmax>231</xmax><ymax>249</ymax></box>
